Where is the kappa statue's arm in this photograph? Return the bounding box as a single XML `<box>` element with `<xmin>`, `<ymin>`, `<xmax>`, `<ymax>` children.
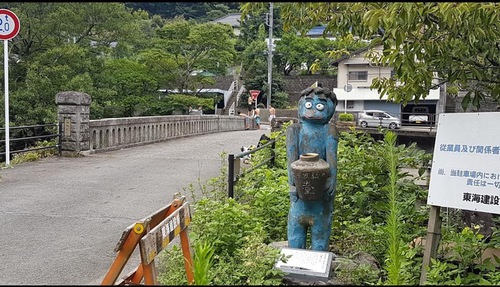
<box><xmin>286</xmin><ymin>123</ymin><xmax>300</xmax><ymax>190</ymax></box>
<box><xmin>325</xmin><ymin>123</ymin><xmax>339</xmax><ymax>200</ymax></box>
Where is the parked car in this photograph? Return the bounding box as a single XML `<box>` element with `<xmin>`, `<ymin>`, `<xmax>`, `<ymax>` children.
<box><xmin>408</xmin><ymin>106</ymin><xmax>429</xmax><ymax>124</ymax></box>
<box><xmin>357</xmin><ymin>110</ymin><xmax>401</xmax><ymax>129</ymax></box>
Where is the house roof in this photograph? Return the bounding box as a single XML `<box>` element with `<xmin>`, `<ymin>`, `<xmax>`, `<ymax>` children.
<box><xmin>299</xmin><ymin>25</ymin><xmax>338</xmax><ymax>39</ymax></box>
<box><xmin>330</xmin><ymin>45</ymin><xmax>374</xmax><ymax>66</ymax></box>
<box><xmin>305</xmin><ymin>25</ymin><xmax>327</xmax><ymax>37</ymax></box>
<box><xmin>331</xmin><ymin>44</ymin><xmax>380</xmax><ymax>66</ymax></box>
<box><xmin>210</xmin><ymin>13</ymin><xmax>241</xmax><ymax>27</ymax></box>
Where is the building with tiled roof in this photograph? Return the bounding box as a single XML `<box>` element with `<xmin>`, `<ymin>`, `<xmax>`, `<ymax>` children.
<box><xmin>210</xmin><ymin>13</ymin><xmax>242</xmax><ymax>36</ymax></box>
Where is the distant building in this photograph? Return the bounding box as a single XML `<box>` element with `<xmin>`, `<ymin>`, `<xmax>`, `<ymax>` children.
<box><xmin>331</xmin><ymin>44</ymin><xmax>442</xmax><ymax>123</ymax></box>
<box><xmin>210</xmin><ymin>13</ymin><xmax>241</xmax><ymax>36</ymax></box>
<box><xmin>303</xmin><ymin>25</ymin><xmax>336</xmax><ymax>40</ymax></box>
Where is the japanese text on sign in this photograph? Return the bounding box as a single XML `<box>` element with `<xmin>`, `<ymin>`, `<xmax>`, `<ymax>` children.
<box><xmin>427</xmin><ymin>112</ymin><xmax>500</xmax><ymax>214</ymax></box>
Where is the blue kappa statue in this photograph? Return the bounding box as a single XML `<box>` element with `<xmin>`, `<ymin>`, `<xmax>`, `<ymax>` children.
<box><xmin>286</xmin><ymin>86</ymin><xmax>338</xmax><ymax>251</ymax></box>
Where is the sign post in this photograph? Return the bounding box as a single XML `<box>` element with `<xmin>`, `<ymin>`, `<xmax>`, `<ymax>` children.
<box><xmin>249</xmin><ymin>90</ymin><xmax>260</xmax><ymax>108</ymax></box>
<box><xmin>343</xmin><ymin>83</ymin><xmax>352</xmax><ymax>114</ymax></box>
<box><xmin>420</xmin><ymin>112</ymin><xmax>500</xmax><ymax>284</ymax></box>
<box><xmin>0</xmin><ymin>9</ymin><xmax>20</xmax><ymax>166</ymax></box>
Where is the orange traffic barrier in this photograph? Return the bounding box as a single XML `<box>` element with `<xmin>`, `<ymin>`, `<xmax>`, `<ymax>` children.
<box><xmin>101</xmin><ymin>194</ymin><xmax>194</xmax><ymax>285</ymax></box>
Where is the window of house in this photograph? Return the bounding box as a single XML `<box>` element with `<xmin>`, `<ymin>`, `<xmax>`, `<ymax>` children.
<box><xmin>348</xmin><ymin>71</ymin><xmax>368</xmax><ymax>81</ymax></box>
<box><xmin>347</xmin><ymin>101</ymin><xmax>354</xmax><ymax>109</ymax></box>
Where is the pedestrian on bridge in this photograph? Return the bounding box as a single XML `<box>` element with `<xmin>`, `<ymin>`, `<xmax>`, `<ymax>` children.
<box><xmin>254</xmin><ymin>106</ymin><xmax>261</xmax><ymax>129</ymax></box>
<box><xmin>247</xmin><ymin>95</ymin><xmax>254</xmax><ymax>116</ymax></box>
<box><xmin>268</xmin><ymin>105</ymin><xmax>276</xmax><ymax>124</ymax></box>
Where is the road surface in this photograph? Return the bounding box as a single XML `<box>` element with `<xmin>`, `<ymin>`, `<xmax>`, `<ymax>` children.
<box><xmin>0</xmin><ymin>127</ymin><xmax>270</xmax><ymax>285</ymax></box>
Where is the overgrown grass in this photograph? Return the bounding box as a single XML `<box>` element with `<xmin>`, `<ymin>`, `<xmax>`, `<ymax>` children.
<box><xmin>156</xmin><ymin>126</ymin><xmax>500</xmax><ymax>285</ymax></box>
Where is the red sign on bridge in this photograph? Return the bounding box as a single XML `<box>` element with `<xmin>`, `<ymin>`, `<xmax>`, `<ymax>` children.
<box><xmin>249</xmin><ymin>90</ymin><xmax>260</xmax><ymax>100</ymax></box>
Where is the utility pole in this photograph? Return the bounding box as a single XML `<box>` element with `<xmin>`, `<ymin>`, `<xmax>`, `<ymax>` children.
<box><xmin>436</xmin><ymin>82</ymin><xmax>446</xmax><ymax>125</ymax></box>
<box><xmin>267</xmin><ymin>2</ymin><xmax>273</xmax><ymax>109</ymax></box>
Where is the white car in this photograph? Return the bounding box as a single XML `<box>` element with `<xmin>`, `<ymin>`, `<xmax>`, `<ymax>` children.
<box><xmin>357</xmin><ymin>110</ymin><xmax>401</xmax><ymax>129</ymax></box>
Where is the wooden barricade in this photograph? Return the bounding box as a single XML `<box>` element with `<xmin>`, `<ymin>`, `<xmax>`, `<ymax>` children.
<box><xmin>101</xmin><ymin>195</ymin><xmax>194</xmax><ymax>285</ymax></box>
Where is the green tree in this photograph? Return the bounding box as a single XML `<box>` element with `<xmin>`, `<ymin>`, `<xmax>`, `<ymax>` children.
<box><xmin>154</xmin><ymin>18</ymin><xmax>237</xmax><ymax>92</ymax></box>
<box><xmin>0</xmin><ymin>2</ymin><xmax>155</xmax><ymax>125</ymax></box>
<box><xmin>275</xmin><ymin>33</ymin><xmax>369</xmax><ymax>75</ymax></box>
<box><xmin>238</xmin><ymin>3</ymin><xmax>283</xmax><ymax>47</ymax></box>
<box><xmin>93</xmin><ymin>58</ymin><xmax>158</xmax><ymax>117</ymax></box>
<box><xmin>125</xmin><ymin>2</ymin><xmax>240</xmax><ymax>22</ymax></box>
<box><xmin>8</xmin><ymin>44</ymin><xmax>101</xmax><ymax>125</ymax></box>
<box><xmin>99</xmin><ymin>58</ymin><xmax>157</xmax><ymax>97</ymax></box>
<box><xmin>4</xmin><ymin>3</ymin><xmax>148</xmax><ymax>58</ymax></box>
<box><xmin>136</xmin><ymin>49</ymin><xmax>178</xmax><ymax>91</ymax></box>
<box><xmin>276</xmin><ymin>2</ymin><xmax>500</xmax><ymax>109</ymax></box>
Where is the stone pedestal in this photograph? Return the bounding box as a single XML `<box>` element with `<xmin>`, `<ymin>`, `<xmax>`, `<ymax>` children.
<box><xmin>55</xmin><ymin>91</ymin><xmax>91</xmax><ymax>156</ymax></box>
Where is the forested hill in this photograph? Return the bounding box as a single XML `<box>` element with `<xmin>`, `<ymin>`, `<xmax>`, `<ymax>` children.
<box><xmin>124</xmin><ymin>2</ymin><xmax>240</xmax><ymax>22</ymax></box>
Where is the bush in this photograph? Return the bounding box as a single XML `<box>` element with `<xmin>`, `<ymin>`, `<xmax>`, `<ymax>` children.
<box><xmin>339</xmin><ymin>113</ymin><xmax>354</xmax><ymax>121</ymax></box>
<box><xmin>158</xmin><ymin>196</ymin><xmax>285</xmax><ymax>286</ymax></box>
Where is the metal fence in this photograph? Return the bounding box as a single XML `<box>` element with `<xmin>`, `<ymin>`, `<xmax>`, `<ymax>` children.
<box><xmin>227</xmin><ymin>135</ymin><xmax>277</xmax><ymax>198</ymax></box>
<box><xmin>0</xmin><ymin>123</ymin><xmax>62</xmax><ymax>163</ymax></box>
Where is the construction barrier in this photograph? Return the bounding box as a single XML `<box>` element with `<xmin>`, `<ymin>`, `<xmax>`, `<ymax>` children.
<box><xmin>101</xmin><ymin>195</ymin><xmax>194</xmax><ymax>285</ymax></box>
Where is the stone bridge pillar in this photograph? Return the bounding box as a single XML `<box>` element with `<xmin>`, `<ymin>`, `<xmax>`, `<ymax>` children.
<box><xmin>56</xmin><ymin>91</ymin><xmax>91</xmax><ymax>156</ymax></box>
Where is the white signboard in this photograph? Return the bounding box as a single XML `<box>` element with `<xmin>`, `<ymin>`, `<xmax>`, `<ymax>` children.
<box><xmin>428</xmin><ymin>112</ymin><xmax>500</xmax><ymax>214</ymax></box>
<box><xmin>274</xmin><ymin>247</ymin><xmax>333</xmax><ymax>279</ymax></box>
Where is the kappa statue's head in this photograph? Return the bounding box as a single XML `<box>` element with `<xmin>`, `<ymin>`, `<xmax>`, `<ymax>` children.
<box><xmin>297</xmin><ymin>86</ymin><xmax>337</xmax><ymax>124</ymax></box>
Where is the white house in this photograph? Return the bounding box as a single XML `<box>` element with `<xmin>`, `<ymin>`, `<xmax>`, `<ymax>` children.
<box><xmin>331</xmin><ymin>45</ymin><xmax>441</xmax><ymax>123</ymax></box>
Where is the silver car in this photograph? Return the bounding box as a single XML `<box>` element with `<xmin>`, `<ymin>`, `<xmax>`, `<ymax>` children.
<box><xmin>357</xmin><ymin>110</ymin><xmax>401</xmax><ymax>129</ymax></box>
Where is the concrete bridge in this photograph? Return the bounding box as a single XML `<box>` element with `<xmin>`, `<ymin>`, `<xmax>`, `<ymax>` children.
<box><xmin>54</xmin><ymin>91</ymin><xmax>253</xmax><ymax>156</ymax></box>
<box><xmin>0</xmin><ymin>92</ymin><xmax>270</xmax><ymax>284</ymax></box>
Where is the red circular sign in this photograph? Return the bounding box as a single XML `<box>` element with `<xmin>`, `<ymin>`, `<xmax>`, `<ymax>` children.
<box><xmin>0</xmin><ymin>9</ymin><xmax>20</xmax><ymax>40</ymax></box>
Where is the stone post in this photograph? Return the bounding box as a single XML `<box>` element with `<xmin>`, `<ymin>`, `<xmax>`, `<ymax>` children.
<box><xmin>55</xmin><ymin>91</ymin><xmax>91</xmax><ymax>156</ymax></box>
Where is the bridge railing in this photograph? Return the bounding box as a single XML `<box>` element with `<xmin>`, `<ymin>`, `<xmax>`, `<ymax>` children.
<box><xmin>89</xmin><ymin>115</ymin><xmax>245</xmax><ymax>153</ymax></box>
<box><xmin>224</xmin><ymin>81</ymin><xmax>236</xmax><ymax>108</ymax></box>
<box><xmin>55</xmin><ymin>91</ymin><xmax>247</xmax><ymax>156</ymax></box>
<box><xmin>0</xmin><ymin>123</ymin><xmax>62</xmax><ymax>164</ymax></box>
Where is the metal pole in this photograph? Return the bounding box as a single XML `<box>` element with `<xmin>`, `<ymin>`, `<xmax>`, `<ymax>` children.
<box><xmin>58</xmin><ymin>122</ymin><xmax>62</xmax><ymax>156</ymax></box>
<box><xmin>228</xmin><ymin>154</ymin><xmax>235</xmax><ymax>198</ymax></box>
<box><xmin>345</xmin><ymin>77</ymin><xmax>348</xmax><ymax>114</ymax></box>
<box><xmin>4</xmin><ymin>39</ymin><xmax>10</xmax><ymax>166</ymax></box>
<box><xmin>267</xmin><ymin>2</ymin><xmax>273</xmax><ymax>109</ymax></box>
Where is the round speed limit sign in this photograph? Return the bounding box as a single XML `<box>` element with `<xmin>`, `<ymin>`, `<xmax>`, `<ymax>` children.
<box><xmin>0</xmin><ymin>9</ymin><xmax>20</xmax><ymax>40</ymax></box>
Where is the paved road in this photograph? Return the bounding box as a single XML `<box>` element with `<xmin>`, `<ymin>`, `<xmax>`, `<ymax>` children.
<box><xmin>0</xmin><ymin>127</ymin><xmax>270</xmax><ymax>285</ymax></box>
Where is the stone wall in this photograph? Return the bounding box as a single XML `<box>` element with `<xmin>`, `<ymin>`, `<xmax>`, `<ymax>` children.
<box><xmin>453</xmin><ymin>92</ymin><xmax>500</xmax><ymax>112</ymax></box>
<box><xmin>283</xmin><ymin>75</ymin><xmax>337</xmax><ymax>106</ymax></box>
